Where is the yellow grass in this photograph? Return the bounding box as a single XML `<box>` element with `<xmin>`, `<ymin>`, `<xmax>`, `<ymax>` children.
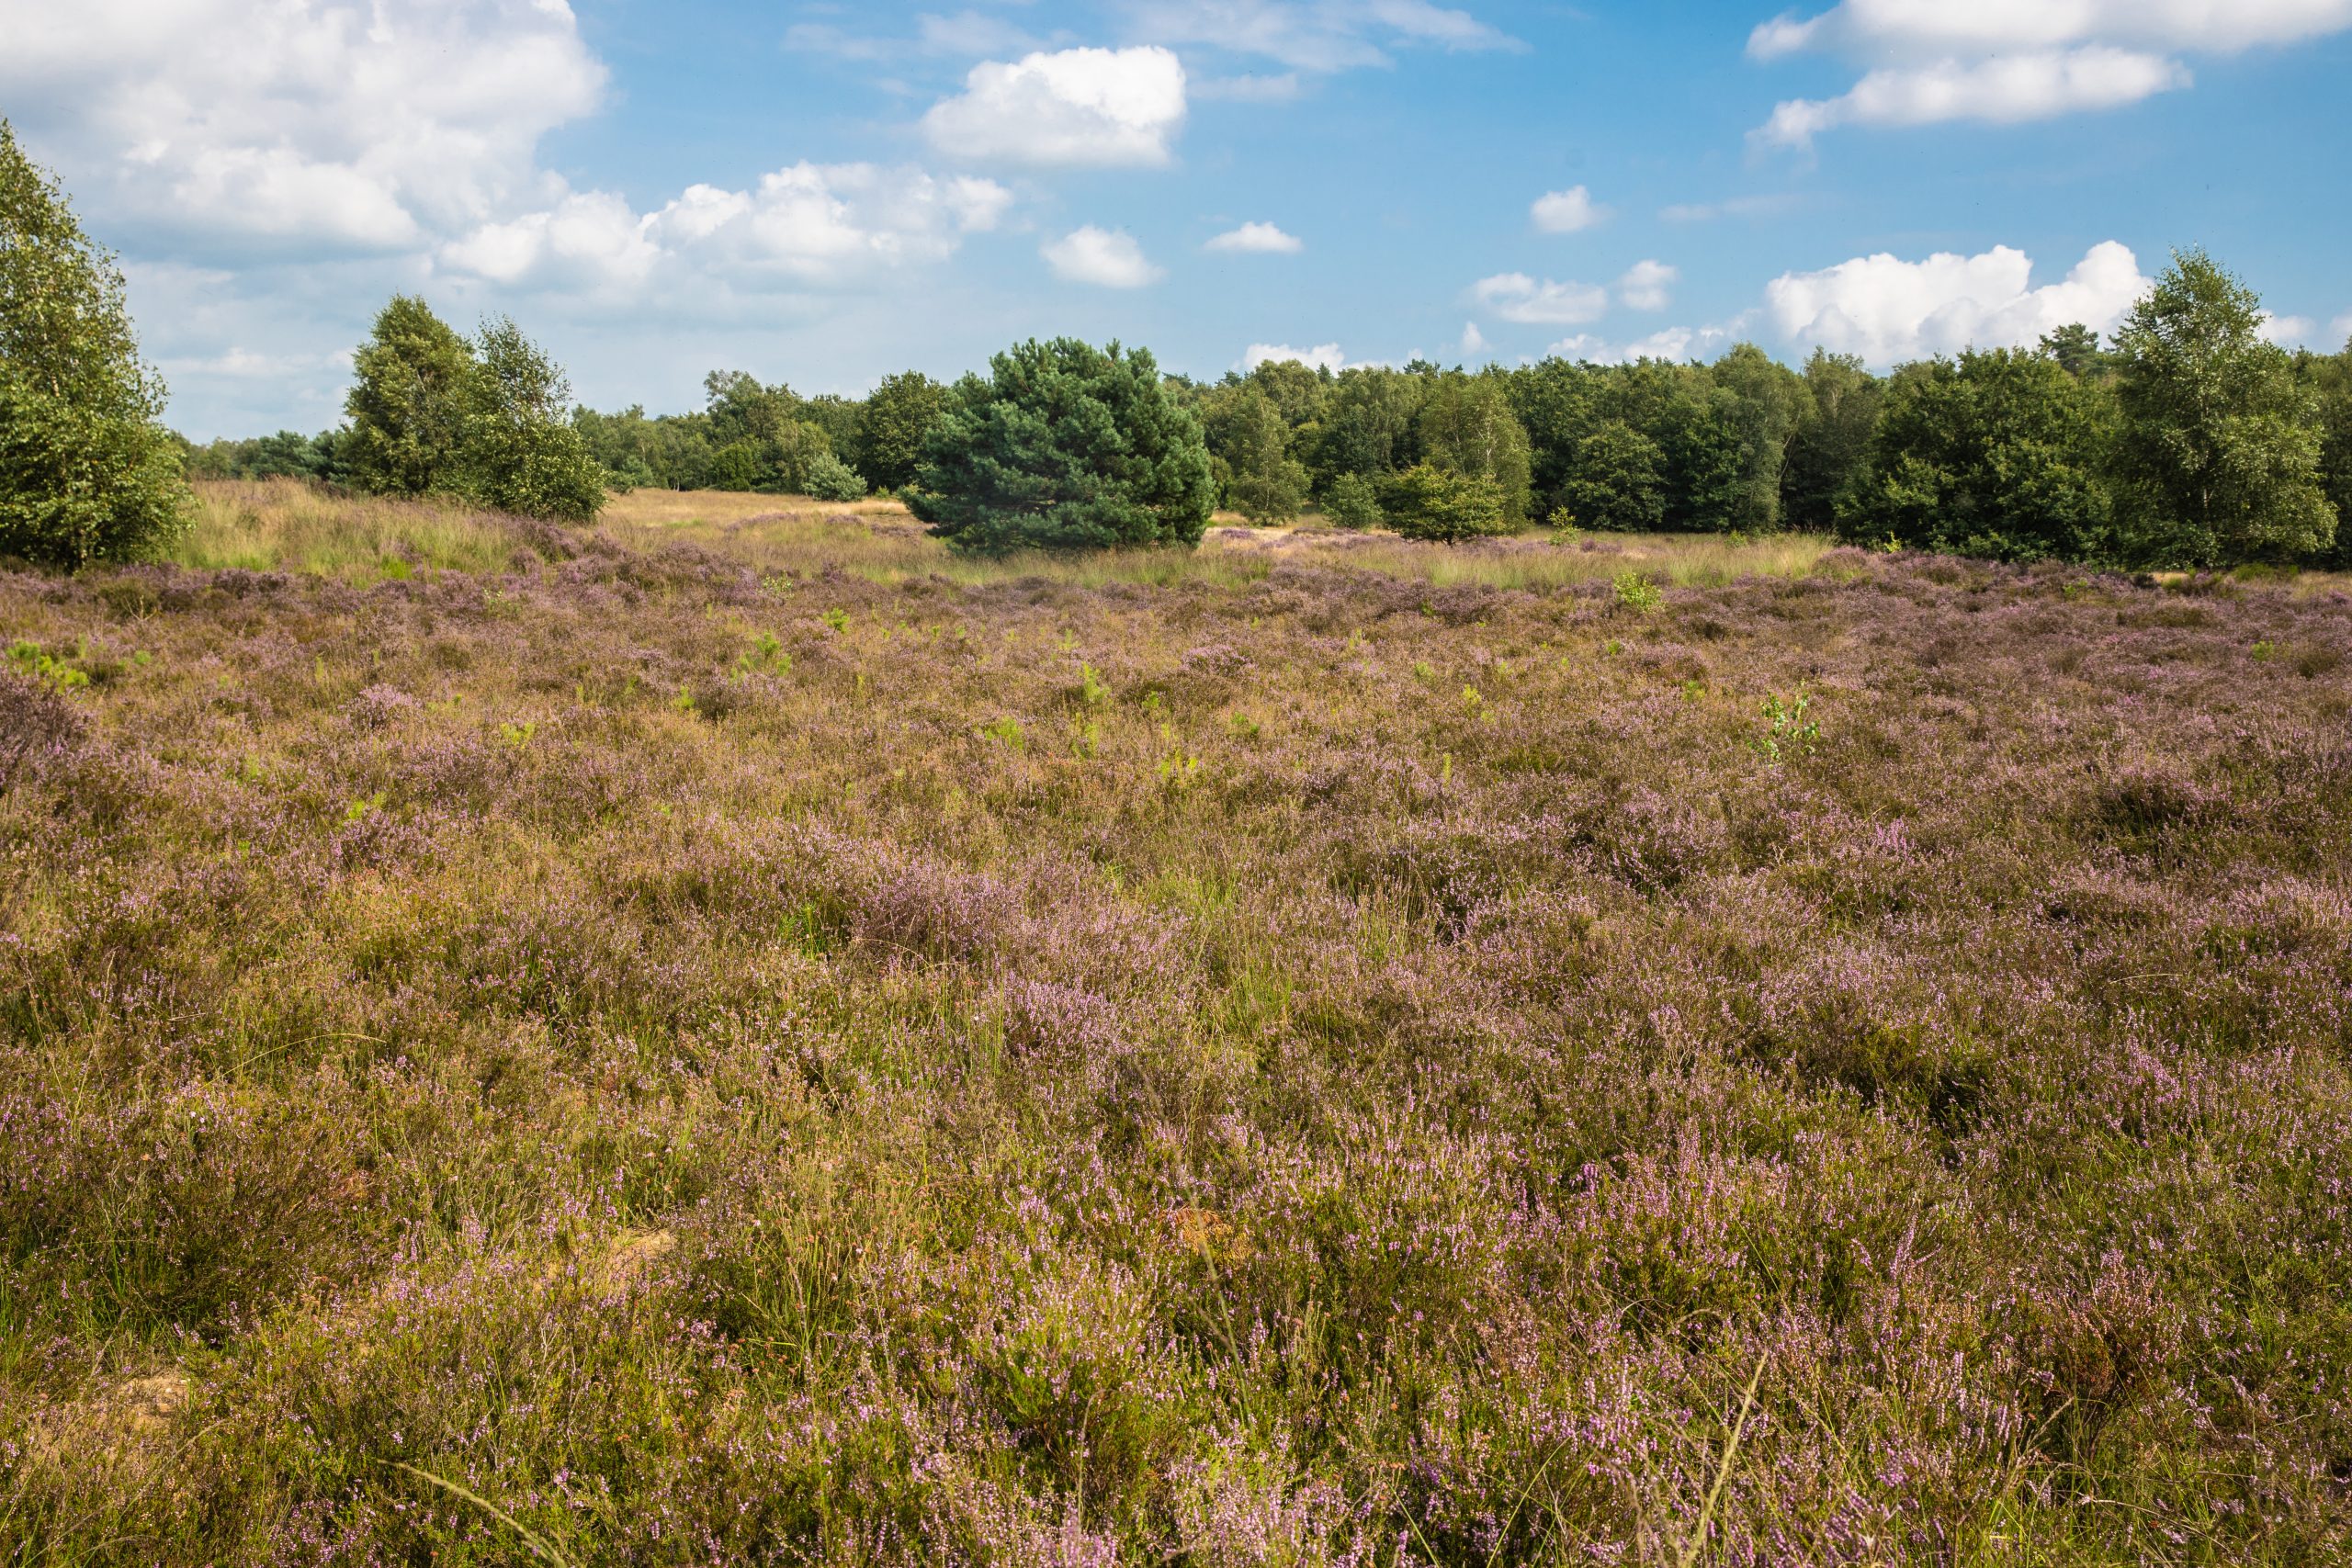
<box><xmin>173</xmin><ymin>479</ymin><xmax>526</xmax><ymax>582</ymax></box>
<box><xmin>174</xmin><ymin>480</ymin><xmax>1851</xmax><ymax>599</ymax></box>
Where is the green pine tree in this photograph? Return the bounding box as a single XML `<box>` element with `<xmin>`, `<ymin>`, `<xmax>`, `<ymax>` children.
<box><xmin>909</xmin><ymin>339</ymin><xmax>1215</xmax><ymax>554</ymax></box>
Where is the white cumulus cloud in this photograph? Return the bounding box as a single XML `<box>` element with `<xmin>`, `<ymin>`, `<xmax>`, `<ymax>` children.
<box><xmin>1206</xmin><ymin>221</ymin><xmax>1305</xmax><ymax>254</ymax></box>
<box><xmin>1757</xmin><ymin>49</ymin><xmax>2189</xmax><ymax>148</ymax></box>
<box><xmin>1470</xmin><ymin>273</ymin><xmax>1610</xmax><ymax>326</ymax></box>
<box><xmin>1749</xmin><ymin>1</ymin><xmax>2352</xmax><ymax>61</ymax></box>
<box><xmin>922</xmin><ymin>47</ymin><xmax>1188</xmax><ymax>167</ymax></box>
<box><xmin>1763</xmin><ymin>241</ymin><xmax>2151</xmax><ymax>365</ymax></box>
<box><xmin>1243</xmin><ymin>343</ymin><xmax>1349</xmax><ymax>372</ymax></box>
<box><xmin>439</xmin><ymin>164</ymin><xmax>1012</xmax><ymax>294</ymax></box>
<box><xmin>2258</xmin><ymin>312</ymin><xmax>2318</xmax><ymax>347</ymax></box>
<box><xmin>1749</xmin><ymin>0</ymin><xmax>2352</xmax><ymax>147</ymax></box>
<box><xmin>1618</xmin><ymin>260</ymin><xmax>1679</xmax><ymax>311</ymax></box>
<box><xmin>1043</xmin><ymin>226</ymin><xmax>1164</xmax><ymax>288</ymax></box>
<box><xmin>2334</xmin><ymin>312</ymin><xmax>2352</xmax><ymax>346</ymax></box>
<box><xmin>0</xmin><ymin>0</ymin><xmax>606</xmax><ymax>252</ymax></box>
<box><xmin>1531</xmin><ymin>186</ymin><xmax>1609</xmax><ymax>234</ymax></box>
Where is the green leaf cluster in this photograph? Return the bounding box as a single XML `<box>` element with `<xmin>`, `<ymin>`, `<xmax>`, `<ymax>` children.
<box><xmin>0</xmin><ymin>120</ymin><xmax>187</xmax><ymax>568</ymax></box>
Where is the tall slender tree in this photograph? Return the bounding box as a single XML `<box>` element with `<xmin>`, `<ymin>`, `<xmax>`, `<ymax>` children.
<box><xmin>2111</xmin><ymin>251</ymin><xmax>2335</xmax><ymax>565</ymax></box>
<box><xmin>0</xmin><ymin>120</ymin><xmax>186</xmax><ymax>567</ymax></box>
<box><xmin>344</xmin><ymin>296</ymin><xmax>475</xmax><ymax>498</ymax></box>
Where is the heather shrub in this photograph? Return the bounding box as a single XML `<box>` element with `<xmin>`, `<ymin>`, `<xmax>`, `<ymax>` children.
<box><xmin>5</xmin><ymin>494</ymin><xmax>2351</xmax><ymax>1562</ymax></box>
<box><xmin>0</xmin><ymin>668</ymin><xmax>83</xmax><ymax>789</ymax></box>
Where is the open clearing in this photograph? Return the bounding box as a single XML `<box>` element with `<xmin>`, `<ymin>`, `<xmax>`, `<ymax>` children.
<box><xmin>4</xmin><ymin>481</ymin><xmax>2350</xmax><ymax>1562</ymax></box>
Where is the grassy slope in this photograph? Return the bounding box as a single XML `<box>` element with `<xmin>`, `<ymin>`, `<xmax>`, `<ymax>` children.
<box><xmin>2</xmin><ymin>481</ymin><xmax>2349</xmax><ymax>1562</ymax></box>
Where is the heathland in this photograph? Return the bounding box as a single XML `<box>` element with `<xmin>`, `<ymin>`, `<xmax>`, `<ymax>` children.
<box><xmin>4</xmin><ymin>480</ymin><xmax>2349</xmax><ymax>1562</ymax></box>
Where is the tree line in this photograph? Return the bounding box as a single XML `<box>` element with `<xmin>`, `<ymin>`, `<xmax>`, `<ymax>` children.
<box><xmin>6</xmin><ymin>116</ymin><xmax>2347</xmax><ymax>570</ymax></box>
<box><xmin>195</xmin><ymin>251</ymin><xmax>2352</xmax><ymax>570</ymax></box>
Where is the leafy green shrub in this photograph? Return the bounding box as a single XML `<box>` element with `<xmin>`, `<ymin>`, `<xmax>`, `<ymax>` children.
<box><xmin>1321</xmin><ymin>472</ymin><xmax>1383</xmax><ymax>530</ymax></box>
<box><xmin>803</xmin><ymin>450</ymin><xmax>867</xmax><ymax>502</ymax></box>
<box><xmin>1612</xmin><ymin>570</ymin><xmax>1662</xmax><ymax>613</ymax></box>
<box><xmin>0</xmin><ymin>120</ymin><xmax>188</xmax><ymax>568</ymax></box>
<box><xmin>909</xmin><ymin>338</ymin><xmax>1215</xmax><ymax>554</ymax></box>
<box><xmin>1384</xmin><ymin>462</ymin><xmax>1506</xmax><ymax>543</ymax></box>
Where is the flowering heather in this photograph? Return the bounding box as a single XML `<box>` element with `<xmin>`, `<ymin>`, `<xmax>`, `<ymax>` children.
<box><xmin>3</xmin><ymin>480</ymin><xmax>2350</xmax><ymax>1563</ymax></box>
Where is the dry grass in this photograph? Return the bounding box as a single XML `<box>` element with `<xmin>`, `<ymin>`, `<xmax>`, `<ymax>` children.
<box><xmin>175</xmin><ymin>479</ymin><xmax>1840</xmax><ymax>596</ymax></box>
<box><xmin>172</xmin><ymin>479</ymin><xmax>523</xmax><ymax>581</ymax></box>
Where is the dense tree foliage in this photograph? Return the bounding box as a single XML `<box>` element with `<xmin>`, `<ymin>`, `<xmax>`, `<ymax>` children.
<box><xmin>461</xmin><ymin>317</ymin><xmax>606</xmax><ymax>524</ymax></box>
<box><xmin>1839</xmin><ymin>349</ymin><xmax>2118</xmax><ymax>562</ymax></box>
<box><xmin>1201</xmin><ymin>382</ymin><xmax>1310</xmax><ymax>524</ymax></box>
<box><xmin>908</xmin><ymin>338</ymin><xmax>1216</xmax><ymax>554</ymax></box>
<box><xmin>2306</xmin><ymin>345</ymin><xmax>2352</xmax><ymax>567</ymax></box>
<box><xmin>1415</xmin><ymin>374</ymin><xmax>1533</xmax><ymax>525</ymax></box>
<box><xmin>1779</xmin><ymin>352</ymin><xmax>1882</xmax><ymax>536</ymax></box>
<box><xmin>854</xmin><ymin>371</ymin><xmax>946</xmax><ymax>492</ymax></box>
<box><xmin>343</xmin><ymin>299</ymin><xmax>605</xmax><ymax>523</ymax></box>
<box><xmin>2111</xmin><ymin>252</ymin><xmax>2335</xmax><ymax>565</ymax></box>
<box><xmin>182</xmin><ymin>428</ymin><xmax>348</xmax><ymax>484</ymax></box>
<box><xmin>345</xmin><ymin>297</ymin><xmax>474</xmax><ymax>499</ymax></box>
<box><xmin>0</xmin><ymin>120</ymin><xmax>187</xmax><ymax>567</ymax></box>
<box><xmin>1557</xmin><ymin>420</ymin><xmax>1666</xmax><ymax>532</ymax></box>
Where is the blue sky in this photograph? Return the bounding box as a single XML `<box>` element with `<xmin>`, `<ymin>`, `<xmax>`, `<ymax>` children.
<box><xmin>5</xmin><ymin>0</ymin><xmax>2348</xmax><ymax>438</ymax></box>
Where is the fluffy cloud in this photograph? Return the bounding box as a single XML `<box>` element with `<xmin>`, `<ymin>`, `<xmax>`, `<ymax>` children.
<box><xmin>1243</xmin><ymin>343</ymin><xmax>1349</xmax><ymax>372</ymax></box>
<box><xmin>1750</xmin><ymin>1</ymin><xmax>2352</xmax><ymax>146</ymax></box>
<box><xmin>1206</xmin><ymin>221</ymin><xmax>1304</xmax><ymax>254</ymax></box>
<box><xmin>2258</xmin><ymin>313</ymin><xmax>2319</xmax><ymax>347</ymax></box>
<box><xmin>1618</xmin><ymin>260</ymin><xmax>1679</xmax><ymax>311</ymax></box>
<box><xmin>1531</xmin><ymin>186</ymin><xmax>1609</xmax><ymax>234</ymax></box>
<box><xmin>2334</xmin><ymin>312</ymin><xmax>2352</xmax><ymax>346</ymax></box>
<box><xmin>1763</xmin><ymin>241</ymin><xmax>2151</xmax><ymax>364</ymax></box>
<box><xmin>0</xmin><ymin>0</ymin><xmax>605</xmax><ymax>251</ymax></box>
<box><xmin>1460</xmin><ymin>321</ymin><xmax>1488</xmax><ymax>356</ymax></box>
<box><xmin>922</xmin><ymin>47</ymin><xmax>1188</xmax><ymax>167</ymax></box>
<box><xmin>1043</xmin><ymin>227</ymin><xmax>1164</xmax><ymax>288</ymax></box>
<box><xmin>439</xmin><ymin>165</ymin><xmax>1012</xmax><ymax>294</ymax></box>
<box><xmin>1756</xmin><ymin>50</ymin><xmax>2189</xmax><ymax>148</ymax></box>
<box><xmin>1470</xmin><ymin>273</ymin><xmax>1610</xmax><ymax>326</ymax></box>
<box><xmin>1749</xmin><ymin>1</ymin><xmax>2352</xmax><ymax>61</ymax></box>
<box><xmin>1124</xmin><ymin>0</ymin><xmax>1521</xmax><ymax>73</ymax></box>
